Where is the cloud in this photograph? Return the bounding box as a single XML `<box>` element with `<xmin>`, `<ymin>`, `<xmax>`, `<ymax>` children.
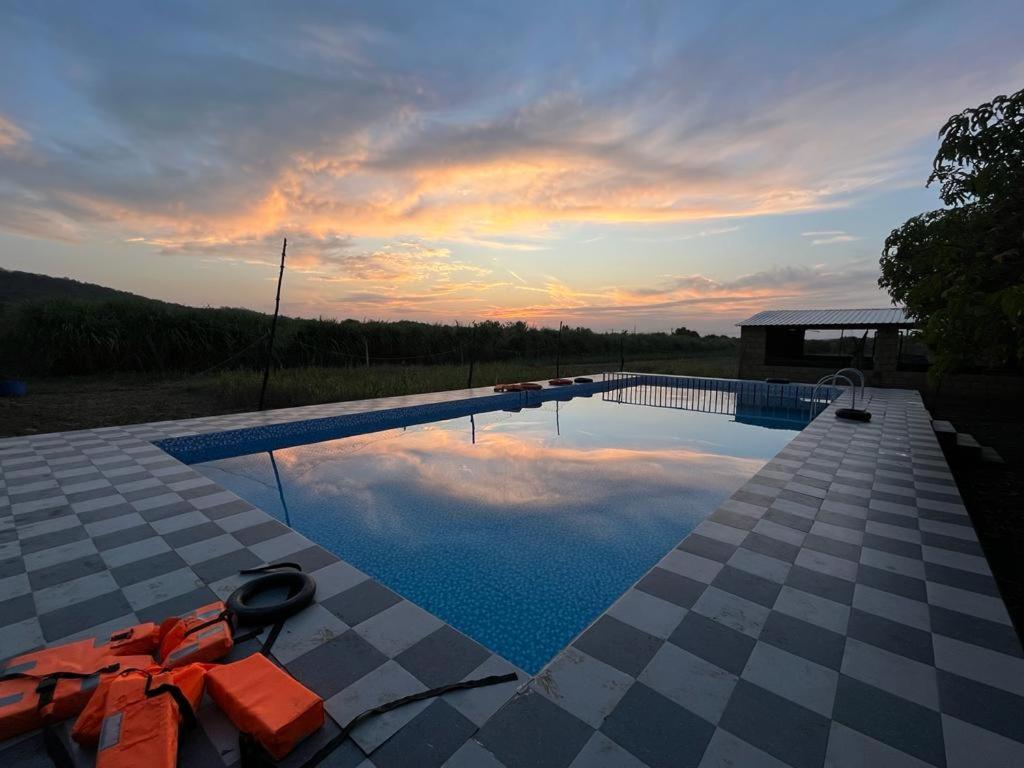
<box><xmin>801</xmin><ymin>230</ymin><xmax>860</xmax><ymax>245</ymax></box>
<box><xmin>2</xmin><ymin>1</ymin><xmax>1022</xmax><ymax>261</ymax></box>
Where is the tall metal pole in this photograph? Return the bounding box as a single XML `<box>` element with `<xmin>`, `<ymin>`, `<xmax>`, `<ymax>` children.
<box><xmin>555</xmin><ymin>321</ymin><xmax>563</xmax><ymax>378</ymax></box>
<box><xmin>466</xmin><ymin>322</ymin><xmax>476</xmax><ymax>389</ymax></box>
<box><xmin>619</xmin><ymin>330</ymin><xmax>625</xmax><ymax>372</ymax></box>
<box><xmin>258</xmin><ymin>238</ymin><xmax>287</xmax><ymax>411</ymax></box>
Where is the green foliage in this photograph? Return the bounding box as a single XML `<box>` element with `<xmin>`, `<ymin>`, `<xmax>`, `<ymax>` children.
<box><xmin>0</xmin><ymin>297</ymin><xmax>738</xmax><ymax>376</ymax></box>
<box><xmin>880</xmin><ymin>88</ymin><xmax>1024</xmax><ymax>375</ymax></box>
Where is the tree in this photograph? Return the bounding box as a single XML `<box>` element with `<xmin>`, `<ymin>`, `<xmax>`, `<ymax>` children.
<box><xmin>672</xmin><ymin>326</ymin><xmax>700</xmax><ymax>338</ymax></box>
<box><xmin>879</xmin><ymin>88</ymin><xmax>1023</xmax><ymax>375</ymax></box>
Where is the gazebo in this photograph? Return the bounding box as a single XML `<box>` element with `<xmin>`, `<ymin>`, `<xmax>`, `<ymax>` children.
<box><xmin>736</xmin><ymin>307</ymin><xmax>920</xmax><ymax>386</ymax></box>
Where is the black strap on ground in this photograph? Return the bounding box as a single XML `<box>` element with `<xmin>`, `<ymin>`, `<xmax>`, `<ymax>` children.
<box><xmin>289</xmin><ymin>672</ymin><xmax>519</xmax><ymax>768</ymax></box>
<box><xmin>239</xmin><ymin>561</ymin><xmax>302</xmax><ymax>574</ymax></box>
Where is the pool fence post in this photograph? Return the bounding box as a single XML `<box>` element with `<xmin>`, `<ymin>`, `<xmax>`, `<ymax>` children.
<box><xmin>258</xmin><ymin>237</ymin><xmax>287</xmax><ymax>411</ymax></box>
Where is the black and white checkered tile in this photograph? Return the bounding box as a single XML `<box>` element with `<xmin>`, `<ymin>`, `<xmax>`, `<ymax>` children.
<box><xmin>1</xmin><ymin>383</ymin><xmax>1022</xmax><ymax>767</ymax></box>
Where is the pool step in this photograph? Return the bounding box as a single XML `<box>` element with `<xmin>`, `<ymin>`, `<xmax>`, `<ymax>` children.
<box><xmin>932</xmin><ymin>420</ymin><xmax>957</xmax><ymax>451</ymax></box>
<box><xmin>955</xmin><ymin>432</ymin><xmax>983</xmax><ymax>463</ymax></box>
<box><xmin>981</xmin><ymin>446</ymin><xmax>1005</xmax><ymax>464</ymax></box>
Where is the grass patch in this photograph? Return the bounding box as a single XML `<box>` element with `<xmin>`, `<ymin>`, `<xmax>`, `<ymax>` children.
<box><xmin>214</xmin><ymin>354</ymin><xmax>739</xmax><ymax>410</ymax></box>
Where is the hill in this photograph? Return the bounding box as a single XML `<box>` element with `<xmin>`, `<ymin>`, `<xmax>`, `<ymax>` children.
<box><xmin>0</xmin><ymin>268</ymin><xmax>168</xmax><ymax>308</ymax></box>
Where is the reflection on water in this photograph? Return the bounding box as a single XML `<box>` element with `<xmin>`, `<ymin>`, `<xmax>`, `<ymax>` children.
<box><xmin>198</xmin><ymin>396</ymin><xmax>798</xmax><ymax>672</ymax></box>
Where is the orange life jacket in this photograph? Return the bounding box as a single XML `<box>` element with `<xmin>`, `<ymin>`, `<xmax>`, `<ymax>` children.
<box><xmin>206</xmin><ymin>653</ymin><xmax>324</xmax><ymax>761</ymax></box>
<box><xmin>0</xmin><ymin>642</ymin><xmax>154</xmax><ymax>741</ymax></box>
<box><xmin>157</xmin><ymin>601</ymin><xmax>233</xmax><ymax>667</ymax></box>
<box><xmin>90</xmin><ymin>667</ymin><xmax>203</xmax><ymax>768</ymax></box>
<box><xmin>73</xmin><ymin>664</ymin><xmax>207</xmax><ymax>748</ymax></box>
<box><xmin>101</xmin><ymin>622</ymin><xmax>161</xmax><ymax>657</ymax></box>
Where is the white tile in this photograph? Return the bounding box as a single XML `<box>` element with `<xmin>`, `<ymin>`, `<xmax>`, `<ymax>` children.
<box><xmin>692</xmin><ymin>586</ymin><xmax>770</xmax><ymax>638</ymax></box>
<box><xmin>324</xmin><ymin>660</ymin><xmax>430</xmax><ymax>754</ymax></box>
<box><xmin>101</xmin><ymin>536</ymin><xmax>170</xmax><ymax>568</ymax></box>
<box><xmin>773</xmin><ymin>585</ymin><xmax>849</xmax><ymax>634</ymax></box>
<box><xmin>743</xmin><ymin>641</ymin><xmax>837</xmax><ymax>716</ymax></box>
<box><xmin>841</xmin><ymin>638</ymin><xmax>938</xmax><ymax>710</ymax></box>
<box><xmin>84</xmin><ymin>512</ymin><xmax>145</xmax><ymax>538</ymax></box>
<box><xmin>933</xmin><ymin>635</ymin><xmax>1024</xmax><ymax>697</ymax></box>
<box><xmin>606</xmin><ymin>588</ymin><xmax>686</xmax><ymax>639</ymax></box>
<box><xmin>659</xmin><ymin>548</ymin><xmax>723</xmax><ymax>583</ymax></box>
<box><xmin>446</xmin><ymin>654</ymin><xmax>524</xmax><ymax>728</ymax></box>
<box><xmin>639</xmin><ymin>642</ymin><xmax>737</xmax><ymax>723</ymax></box>
<box><xmin>34</xmin><ymin>570</ymin><xmax>119</xmax><ymax>614</ymax></box>
<box><xmin>942</xmin><ymin>714</ymin><xmax>1024</xmax><ymax>768</ymax></box>
<box><xmin>727</xmin><ymin>547</ymin><xmax>790</xmax><ymax>584</ymax></box>
<box><xmin>569</xmin><ymin>732</ymin><xmax>648</xmax><ymax>768</ymax></box>
<box><xmin>354</xmin><ymin>599</ymin><xmax>444</xmax><ymax>657</ymax></box>
<box><xmin>177</xmin><ymin>534</ymin><xmax>243</xmax><ymax>565</ymax></box>
<box><xmin>852</xmin><ymin>585</ymin><xmax>930</xmax><ymax>632</ymax></box>
<box><xmin>267</xmin><ymin>603</ymin><xmax>349</xmax><ymax>664</ymax></box>
<box><xmin>926</xmin><ymin>582</ymin><xmax>1012</xmax><ymax>626</ymax></box>
<box><xmin>121</xmin><ymin>567</ymin><xmax>204</xmax><ymax>610</ymax></box>
<box><xmin>824</xmin><ymin>722</ymin><xmax>934</xmax><ymax>768</ymax></box>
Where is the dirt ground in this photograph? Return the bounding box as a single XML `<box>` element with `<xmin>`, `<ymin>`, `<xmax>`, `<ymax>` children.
<box><xmin>924</xmin><ymin>391</ymin><xmax>1024</xmax><ymax>643</ymax></box>
<box><xmin>0</xmin><ymin>375</ymin><xmax>241</xmax><ymax>436</ymax></box>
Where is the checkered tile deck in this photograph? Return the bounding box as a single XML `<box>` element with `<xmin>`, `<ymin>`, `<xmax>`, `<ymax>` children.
<box><xmin>1</xmin><ymin>382</ymin><xmax>1021</xmax><ymax>767</ymax></box>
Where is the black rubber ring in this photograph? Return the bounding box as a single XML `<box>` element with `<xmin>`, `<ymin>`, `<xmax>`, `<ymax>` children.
<box><xmin>226</xmin><ymin>571</ymin><xmax>316</xmax><ymax>625</ymax></box>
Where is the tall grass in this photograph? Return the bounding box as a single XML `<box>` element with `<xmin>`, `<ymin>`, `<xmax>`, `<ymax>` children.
<box><xmin>1</xmin><ymin>297</ymin><xmax>738</xmax><ymax>376</ymax></box>
<box><xmin>214</xmin><ymin>355</ymin><xmax>739</xmax><ymax>410</ymax></box>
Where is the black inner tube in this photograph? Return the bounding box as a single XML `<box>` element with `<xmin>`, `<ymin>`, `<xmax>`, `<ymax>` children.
<box><xmin>227</xmin><ymin>571</ymin><xmax>316</xmax><ymax>625</ymax></box>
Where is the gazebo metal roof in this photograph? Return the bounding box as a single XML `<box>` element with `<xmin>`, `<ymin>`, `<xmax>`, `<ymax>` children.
<box><xmin>737</xmin><ymin>307</ymin><xmax>915</xmax><ymax>329</ymax></box>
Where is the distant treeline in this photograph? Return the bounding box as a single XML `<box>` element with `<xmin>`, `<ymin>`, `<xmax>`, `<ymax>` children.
<box><xmin>0</xmin><ymin>298</ymin><xmax>738</xmax><ymax>376</ymax></box>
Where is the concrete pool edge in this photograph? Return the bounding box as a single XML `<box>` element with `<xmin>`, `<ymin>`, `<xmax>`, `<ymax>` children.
<box><xmin>2</xmin><ymin>379</ymin><xmax>1022</xmax><ymax>767</ymax></box>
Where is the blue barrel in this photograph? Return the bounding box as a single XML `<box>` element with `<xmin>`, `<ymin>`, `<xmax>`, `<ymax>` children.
<box><xmin>0</xmin><ymin>380</ymin><xmax>27</xmax><ymax>397</ymax></box>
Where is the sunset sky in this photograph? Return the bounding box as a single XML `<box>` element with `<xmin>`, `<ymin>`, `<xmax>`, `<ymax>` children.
<box><xmin>2</xmin><ymin>1</ymin><xmax>1022</xmax><ymax>333</ymax></box>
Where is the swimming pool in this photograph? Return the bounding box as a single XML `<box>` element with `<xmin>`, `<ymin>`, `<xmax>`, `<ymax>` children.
<box><xmin>189</xmin><ymin>379</ymin><xmax>815</xmax><ymax>672</ymax></box>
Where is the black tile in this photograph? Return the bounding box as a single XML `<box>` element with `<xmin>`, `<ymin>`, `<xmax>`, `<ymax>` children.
<box><xmin>677</xmin><ymin>534</ymin><xmax>735</xmax><ymax>563</ymax></box>
<box><xmin>601</xmin><ymin>683</ymin><xmax>714</xmax><ymax>768</ymax></box>
<box><xmin>924</xmin><ymin>562</ymin><xmax>999</xmax><ymax>597</ymax></box>
<box><xmin>0</xmin><ymin>556</ymin><xmax>25</xmax><ymax>580</ymax></box>
<box><xmin>635</xmin><ymin>567</ymin><xmax>706</xmax><ymax>608</ymax></box>
<box><xmin>785</xmin><ymin>565</ymin><xmax>854</xmax><ymax>605</ymax></box>
<box><xmin>711</xmin><ymin>566</ymin><xmax>780</xmax><ymax>608</ymax></box>
<box><xmin>233</xmin><ymin>520</ymin><xmax>289</xmax><ymax>546</ymax></box>
<box><xmin>804</xmin><ymin>534</ymin><xmax>860</xmax><ymax>562</ymax></box>
<box><xmin>321</xmin><ymin>579</ymin><xmax>402</xmax><ymax>627</ymax></box>
<box><xmin>111</xmin><ymin>551</ymin><xmax>188</xmax><ymax>587</ymax></box>
<box><xmin>200</xmin><ymin>499</ymin><xmax>254</xmax><ymax>521</ymax></box>
<box><xmin>921</xmin><ymin>531</ymin><xmax>983</xmax><ymax>556</ymax></box>
<box><xmin>18</xmin><ymin>524</ymin><xmax>86</xmax><ymax>555</ymax></box>
<box><xmin>288</xmin><ymin>546</ymin><xmax>338</xmax><ymax>572</ymax></box>
<box><xmin>856</xmin><ymin>565</ymin><xmax>926</xmax><ymax>602</ymax></box>
<box><xmin>732</xmin><ymin>490</ymin><xmax>774</xmax><ymax>508</ymax></box>
<box><xmin>937</xmin><ymin>669</ymin><xmax>1024</xmax><ymax>743</ymax></box>
<box><xmin>741</xmin><ymin>532</ymin><xmax>800</xmax><ymax>563</ymax></box>
<box><xmin>866</xmin><ymin>508</ymin><xmax>918</xmax><ymax>530</ymax></box>
<box><xmin>163</xmin><ymin>522</ymin><xmax>221</xmax><ymax>548</ymax></box>
<box><xmin>135</xmin><ymin>587</ymin><xmax>218</xmax><ymax>624</ymax></box>
<box><xmin>191</xmin><ymin>547</ymin><xmax>263</xmax><ymax>584</ymax></box>
<box><xmin>720</xmin><ymin>680</ymin><xmax>830</xmax><ymax>768</ymax></box>
<box><xmin>816</xmin><ymin>509</ymin><xmax>865</xmax><ymax>531</ymax></box>
<box><xmin>285</xmin><ymin>630</ymin><xmax>387</xmax><ymax>699</ymax></box>
<box><xmin>573</xmin><ymin>616</ymin><xmax>661</xmax><ymax>677</ymax></box>
<box><xmin>847</xmin><ymin>609</ymin><xmax>934</xmax><ymax>664</ymax></box>
<box><xmin>0</xmin><ymin>594</ymin><xmax>35</xmax><ymax>625</ymax></box>
<box><xmin>668</xmin><ymin>611</ymin><xmax>755</xmax><ymax>675</ymax></box>
<box><xmin>477</xmin><ymin>691</ymin><xmax>592</xmax><ymax>768</ymax></box>
<box><xmin>77</xmin><ymin>502</ymin><xmax>137</xmax><ymax>525</ymax></box>
<box><xmin>93</xmin><ymin>523</ymin><xmax>156</xmax><ymax>551</ymax></box>
<box><xmin>862</xmin><ymin>533</ymin><xmax>922</xmax><ymax>560</ymax></box>
<box><xmin>778</xmin><ymin>489</ymin><xmax>824</xmax><ymax>509</ymax></box>
<box><xmin>396</xmin><ymin>625</ymin><xmax>490</xmax><ymax>689</ymax></box>
<box><xmin>136</xmin><ymin>500</ymin><xmax>194</xmax><ymax>523</ymax></box>
<box><xmin>708</xmin><ymin>508</ymin><xmax>758</xmax><ymax>531</ymax></box>
<box><xmin>39</xmin><ymin>591</ymin><xmax>133</xmax><ymax>642</ymax></box>
<box><xmin>65</xmin><ymin>486</ymin><xmax>117</xmax><ymax>504</ymax></box>
<box><xmin>930</xmin><ymin>606</ymin><xmax>1023</xmax><ymax>658</ymax></box>
<box><xmin>764</xmin><ymin>508</ymin><xmax>813</xmax><ymax>533</ymax></box>
<box><xmin>760</xmin><ymin>611</ymin><xmax>845</xmax><ymax>670</ymax></box>
<box><xmin>371</xmin><ymin>700</ymin><xmax>477</xmax><ymax>768</ymax></box>
<box><xmin>28</xmin><ymin>554</ymin><xmax>108</xmax><ymax>590</ymax></box>
<box><xmin>833</xmin><ymin>675</ymin><xmax>946</xmax><ymax>766</ymax></box>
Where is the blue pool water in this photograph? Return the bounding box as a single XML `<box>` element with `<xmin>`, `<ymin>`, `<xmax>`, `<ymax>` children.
<box><xmin>197</xmin><ymin>389</ymin><xmax>803</xmax><ymax>672</ymax></box>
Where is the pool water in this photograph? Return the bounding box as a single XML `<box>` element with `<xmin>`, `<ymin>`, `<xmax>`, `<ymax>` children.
<box><xmin>197</xmin><ymin>392</ymin><xmax>801</xmax><ymax>672</ymax></box>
